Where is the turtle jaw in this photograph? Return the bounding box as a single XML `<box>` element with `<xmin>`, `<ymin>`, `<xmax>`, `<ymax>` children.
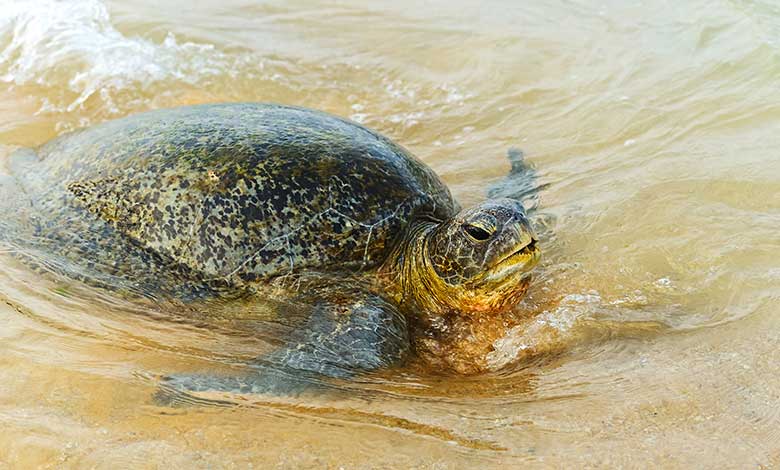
<box><xmin>456</xmin><ymin>237</ymin><xmax>540</xmax><ymax>314</ymax></box>
<box><xmin>483</xmin><ymin>237</ymin><xmax>540</xmax><ymax>283</ymax></box>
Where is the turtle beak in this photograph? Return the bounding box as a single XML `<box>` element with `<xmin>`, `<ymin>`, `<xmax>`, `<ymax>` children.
<box><xmin>497</xmin><ymin>226</ymin><xmax>537</xmax><ymax>265</ymax></box>
<box><xmin>484</xmin><ymin>242</ymin><xmax>539</xmax><ymax>282</ymax></box>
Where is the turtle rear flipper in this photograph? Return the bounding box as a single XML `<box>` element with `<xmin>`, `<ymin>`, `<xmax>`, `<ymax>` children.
<box><xmin>0</xmin><ymin>174</ymin><xmax>20</xmax><ymax>246</ymax></box>
<box><xmin>9</xmin><ymin>147</ymin><xmax>39</xmax><ymax>176</ymax></box>
<box><xmin>0</xmin><ymin>152</ymin><xmax>38</xmax><ymax>247</ymax></box>
<box><xmin>0</xmin><ymin>173</ymin><xmax>21</xmax><ymax>215</ymax></box>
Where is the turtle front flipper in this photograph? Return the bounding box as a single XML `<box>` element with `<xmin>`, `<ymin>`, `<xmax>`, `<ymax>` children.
<box><xmin>157</xmin><ymin>363</ymin><xmax>318</xmax><ymax>399</ymax></box>
<box><xmin>488</xmin><ymin>148</ymin><xmax>549</xmax><ymax>212</ymax></box>
<box><xmin>158</xmin><ymin>282</ymin><xmax>410</xmax><ymax>399</ymax></box>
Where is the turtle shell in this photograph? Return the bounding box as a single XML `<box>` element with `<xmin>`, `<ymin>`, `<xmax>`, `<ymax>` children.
<box><xmin>26</xmin><ymin>103</ymin><xmax>459</xmax><ymax>285</ymax></box>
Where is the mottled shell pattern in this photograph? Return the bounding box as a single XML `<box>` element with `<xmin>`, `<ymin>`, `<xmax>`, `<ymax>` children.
<box><xmin>19</xmin><ymin>103</ymin><xmax>459</xmax><ymax>294</ymax></box>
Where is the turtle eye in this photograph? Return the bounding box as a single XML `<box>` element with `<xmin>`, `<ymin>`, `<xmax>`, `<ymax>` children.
<box><xmin>463</xmin><ymin>223</ymin><xmax>493</xmax><ymax>241</ymax></box>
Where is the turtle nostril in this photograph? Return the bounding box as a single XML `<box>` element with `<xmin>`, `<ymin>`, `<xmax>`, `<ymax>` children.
<box><xmin>464</xmin><ymin>224</ymin><xmax>493</xmax><ymax>241</ymax></box>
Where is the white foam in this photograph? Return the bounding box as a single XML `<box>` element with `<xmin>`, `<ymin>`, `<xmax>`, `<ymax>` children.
<box><xmin>0</xmin><ymin>0</ymin><xmax>248</xmax><ymax>121</ymax></box>
<box><xmin>486</xmin><ymin>291</ymin><xmax>601</xmax><ymax>370</ymax></box>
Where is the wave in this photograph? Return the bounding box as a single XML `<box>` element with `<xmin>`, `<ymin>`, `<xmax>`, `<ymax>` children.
<box><xmin>0</xmin><ymin>0</ymin><xmax>252</xmax><ymax>128</ymax></box>
<box><xmin>0</xmin><ymin>0</ymin><xmax>474</xmax><ymax>141</ymax></box>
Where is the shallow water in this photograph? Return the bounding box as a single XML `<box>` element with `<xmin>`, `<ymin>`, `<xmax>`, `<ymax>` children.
<box><xmin>1</xmin><ymin>0</ymin><xmax>779</xmax><ymax>467</ymax></box>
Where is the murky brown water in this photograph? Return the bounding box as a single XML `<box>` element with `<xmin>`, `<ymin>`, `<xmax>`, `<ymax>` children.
<box><xmin>1</xmin><ymin>0</ymin><xmax>779</xmax><ymax>467</ymax></box>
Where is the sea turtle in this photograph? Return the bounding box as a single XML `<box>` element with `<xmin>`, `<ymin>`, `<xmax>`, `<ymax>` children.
<box><xmin>0</xmin><ymin>103</ymin><xmax>542</xmax><ymax>395</ymax></box>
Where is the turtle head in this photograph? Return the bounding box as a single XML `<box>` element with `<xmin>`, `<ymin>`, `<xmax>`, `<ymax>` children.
<box><xmin>413</xmin><ymin>198</ymin><xmax>540</xmax><ymax>316</ymax></box>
